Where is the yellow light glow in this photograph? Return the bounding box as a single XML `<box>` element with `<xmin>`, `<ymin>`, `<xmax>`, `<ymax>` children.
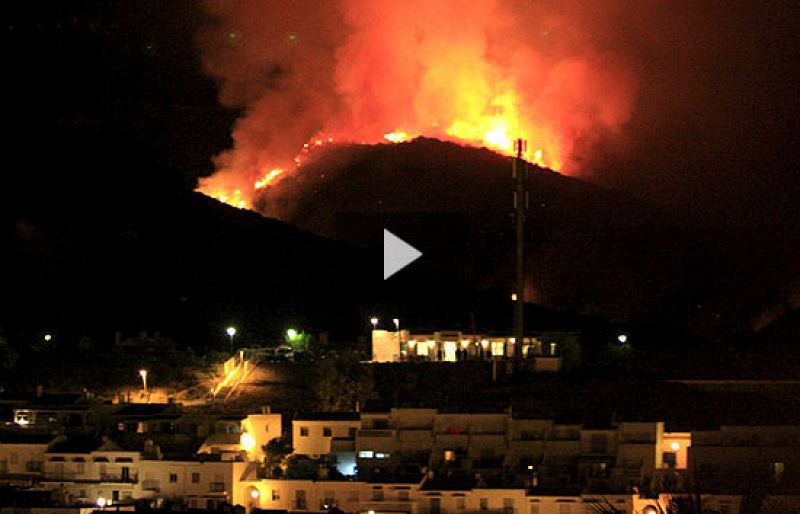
<box><xmin>384</xmin><ymin>131</ymin><xmax>408</xmax><ymax>143</ymax></box>
<box><xmin>250</xmin><ymin>488</ymin><xmax>260</xmax><ymax>499</ymax></box>
<box><xmin>670</xmin><ymin>441</ymin><xmax>680</xmax><ymax>451</ymax></box>
<box><xmin>241</xmin><ymin>432</ymin><xmax>256</xmax><ymax>452</ymax></box>
<box><xmin>481</xmin><ymin>339</ymin><xmax>489</xmax><ymax>349</ymax></box>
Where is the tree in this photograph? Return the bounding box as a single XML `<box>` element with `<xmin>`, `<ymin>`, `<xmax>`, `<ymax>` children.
<box><xmin>263</xmin><ymin>435</ymin><xmax>293</xmax><ymax>477</ymax></box>
<box><xmin>312</xmin><ymin>352</ymin><xmax>374</xmax><ymax>411</ymax></box>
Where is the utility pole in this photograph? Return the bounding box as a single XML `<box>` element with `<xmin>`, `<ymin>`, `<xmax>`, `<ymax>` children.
<box><xmin>512</xmin><ymin>138</ymin><xmax>527</xmax><ymax>361</ymax></box>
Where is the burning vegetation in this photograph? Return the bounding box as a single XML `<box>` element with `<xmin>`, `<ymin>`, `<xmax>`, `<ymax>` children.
<box><xmin>197</xmin><ymin>0</ymin><xmax>637</xmax><ymax>211</ymax></box>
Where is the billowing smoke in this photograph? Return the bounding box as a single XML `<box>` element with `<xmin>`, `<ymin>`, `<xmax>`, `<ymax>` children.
<box><xmin>197</xmin><ymin>0</ymin><xmax>639</xmax><ymax>210</ymax></box>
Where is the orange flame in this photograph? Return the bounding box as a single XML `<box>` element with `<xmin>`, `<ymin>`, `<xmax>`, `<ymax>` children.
<box><xmin>197</xmin><ymin>0</ymin><xmax>636</xmax><ymax>212</ymax></box>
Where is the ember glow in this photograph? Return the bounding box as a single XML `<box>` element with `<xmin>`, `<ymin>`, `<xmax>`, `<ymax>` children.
<box><xmin>197</xmin><ymin>0</ymin><xmax>637</xmax><ymax>211</ymax></box>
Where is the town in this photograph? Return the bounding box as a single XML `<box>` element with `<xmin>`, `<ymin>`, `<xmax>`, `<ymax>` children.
<box><xmin>1</xmin><ymin>325</ymin><xmax>799</xmax><ymax>514</ymax></box>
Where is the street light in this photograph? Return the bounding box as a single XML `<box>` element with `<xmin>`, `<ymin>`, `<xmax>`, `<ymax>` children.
<box><xmin>392</xmin><ymin>318</ymin><xmax>400</xmax><ymax>331</ymax></box>
<box><xmin>43</xmin><ymin>333</ymin><xmax>53</xmax><ymax>342</ymax></box>
<box><xmin>370</xmin><ymin>317</ymin><xmax>379</xmax><ymax>330</ymax></box>
<box><xmin>287</xmin><ymin>328</ymin><xmax>298</xmax><ymax>340</ymax></box>
<box><xmin>617</xmin><ymin>334</ymin><xmax>628</xmax><ymax>344</ymax></box>
<box><xmin>226</xmin><ymin>326</ymin><xmax>237</xmax><ymax>353</ymax></box>
<box><xmin>139</xmin><ymin>369</ymin><xmax>148</xmax><ymax>398</ymax></box>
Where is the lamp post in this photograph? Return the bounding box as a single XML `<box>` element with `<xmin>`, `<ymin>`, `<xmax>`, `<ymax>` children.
<box><xmin>370</xmin><ymin>317</ymin><xmax>379</xmax><ymax>330</ymax></box>
<box><xmin>139</xmin><ymin>369</ymin><xmax>148</xmax><ymax>401</ymax></box>
<box><xmin>226</xmin><ymin>326</ymin><xmax>237</xmax><ymax>354</ymax></box>
<box><xmin>393</xmin><ymin>318</ymin><xmax>401</xmax><ymax>358</ymax></box>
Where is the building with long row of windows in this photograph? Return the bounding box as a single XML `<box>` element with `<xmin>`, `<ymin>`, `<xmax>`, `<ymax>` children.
<box><xmin>1</xmin><ymin>404</ymin><xmax>799</xmax><ymax>513</ymax></box>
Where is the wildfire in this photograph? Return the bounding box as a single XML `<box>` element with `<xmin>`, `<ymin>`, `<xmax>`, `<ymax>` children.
<box><xmin>384</xmin><ymin>131</ymin><xmax>410</xmax><ymax>143</ymax></box>
<box><xmin>255</xmin><ymin>168</ymin><xmax>285</xmax><ymax>190</ymax></box>
<box><xmin>196</xmin><ymin>0</ymin><xmax>636</xmax><ymax>213</ymax></box>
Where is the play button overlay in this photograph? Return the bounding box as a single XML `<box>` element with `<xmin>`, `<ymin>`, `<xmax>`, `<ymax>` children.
<box><xmin>383</xmin><ymin>229</ymin><xmax>423</xmax><ymax>280</ymax></box>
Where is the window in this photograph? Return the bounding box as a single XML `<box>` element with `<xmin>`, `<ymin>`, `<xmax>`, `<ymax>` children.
<box><xmin>480</xmin><ymin>498</ymin><xmax>488</xmax><ymax>511</ymax></box>
<box><xmin>323</xmin><ymin>427</ymin><xmax>332</xmax><ymax>437</ymax></box>
<box><xmin>444</xmin><ymin>450</ymin><xmax>455</xmax><ymax>461</ymax></box>
<box><xmin>272</xmin><ymin>489</ymin><xmax>280</xmax><ymax>501</ymax></box>
<box><xmin>169</xmin><ymin>473</ymin><xmax>178</xmax><ymax>483</ymax></box>
<box><xmin>76</xmin><ymin>462</ymin><xmax>85</xmax><ymax>474</ymax></box>
<box><xmin>376</xmin><ymin>452</ymin><xmax>391</xmax><ymax>459</ymax></box>
<box><xmin>398</xmin><ymin>490</ymin><xmax>409</xmax><ymax>501</ymax></box>
<box><xmin>359</xmin><ymin>450</ymin><xmax>374</xmax><ymax>459</ymax></box>
<box><xmin>774</xmin><ymin>462</ymin><xmax>785</xmax><ymax>482</ymax></box>
<box><xmin>300</xmin><ymin>426</ymin><xmax>309</xmax><ymax>437</ymax></box>
<box><xmin>558</xmin><ymin>503</ymin><xmax>572</xmax><ymax>514</ymax></box>
<box><xmin>349</xmin><ymin>427</ymin><xmax>357</xmax><ymax>438</ymax></box>
<box><xmin>662</xmin><ymin>452</ymin><xmax>677</xmax><ymax>469</ymax></box>
<box><xmin>503</xmin><ymin>498</ymin><xmax>514</xmax><ymax>514</ymax></box>
<box><xmin>372</xmin><ymin>488</ymin><xmax>384</xmax><ymax>501</ymax></box>
<box><xmin>456</xmin><ymin>497</ymin><xmax>465</xmax><ymax>510</ymax></box>
<box><xmin>192</xmin><ymin>472</ymin><xmax>200</xmax><ymax>483</ymax></box>
<box><xmin>529</xmin><ymin>504</ymin><xmax>540</xmax><ymax>514</ymax></box>
<box><xmin>491</xmin><ymin>341</ymin><xmax>504</xmax><ymax>356</ymax></box>
<box><xmin>10</xmin><ymin>453</ymin><xmax>18</xmax><ymax>465</ymax></box>
<box><xmin>78</xmin><ymin>490</ymin><xmax>86</xmax><ymax>499</ymax></box>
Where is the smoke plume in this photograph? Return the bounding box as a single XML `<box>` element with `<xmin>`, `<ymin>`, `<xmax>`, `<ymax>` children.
<box><xmin>197</xmin><ymin>0</ymin><xmax>639</xmax><ymax>209</ymax></box>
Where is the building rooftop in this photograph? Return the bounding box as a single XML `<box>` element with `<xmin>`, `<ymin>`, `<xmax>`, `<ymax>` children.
<box><xmin>47</xmin><ymin>436</ymin><xmax>121</xmax><ymax>454</ymax></box>
<box><xmin>295</xmin><ymin>412</ymin><xmax>360</xmax><ymax>422</ymax></box>
<box><xmin>0</xmin><ymin>432</ymin><xmax>58</xmax><ymax>445</ymax></box>
<box><xmin>114</xmin><ymin>403</ymin><xmax>176</xmax><ymax>416</ymax></box>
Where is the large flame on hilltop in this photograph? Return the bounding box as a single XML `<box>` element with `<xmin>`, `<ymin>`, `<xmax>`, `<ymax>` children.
<box><xmin>197</xmin><ymin>0</ymin><xmax>637</xmax><ymax>211</ymax></box>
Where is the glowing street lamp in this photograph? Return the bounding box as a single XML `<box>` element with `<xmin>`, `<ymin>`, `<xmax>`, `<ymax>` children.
<box><xmin>226</xmin><ymin>326</ymin><xmax>237</xmax><ymax>353</ymax></box>
<box><xmin>286</xmin><ymin>328</ymin><xmax>298</xmax><ymax>340</ymax></box>
<box><xmin>617</xmin><ymin>334</ymin><xmax>628</xmax><ymax>344</ymax></box>
<box><xmin>392</xmin><ymin>318</ymin><xmax>400</xmax><ymax>331</ymax></box>
<box><xmin>139</xmin><ymin>369</ymin><xmax>148</xmax><ymax>397</ymax></box>
<box><xmin>370</xmin><ymin>317</ymin><xmax>379</xmax><ymax>330</ymax></box>
<box><xmin>43</xmin><ymin>333</ymin><xmax>53</xmax><ymax>342</ymax></box>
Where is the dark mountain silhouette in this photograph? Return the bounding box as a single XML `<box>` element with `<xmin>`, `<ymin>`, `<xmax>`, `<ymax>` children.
<box><xmin>6</xmin><ymin>129</ymin><xmax>588</xmax><ymax>350</ymax></box>
<box><xmin>257</xmin><ymin>137</ymin><xmax>797</xmax><ymax>337</ymax></box>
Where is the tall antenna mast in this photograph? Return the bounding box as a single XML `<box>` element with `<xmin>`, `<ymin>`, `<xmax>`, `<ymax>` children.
<box><xmin>512</xmin><ymin>138</ymin><xmax>527</xmax><ymax>361</ymax></box>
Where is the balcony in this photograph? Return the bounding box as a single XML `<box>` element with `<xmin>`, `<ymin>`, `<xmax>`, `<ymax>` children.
<box><xmin>42</xmin><ymin>473</ymin><xmax>138</xmax><ymax>484</ymax></box>
<box><xmin>100</xmin><ymin>473</ymin><xmax>138</xmax><ymax>483</ymax></box>
<box><xmin>358</xmin><ymin>429</ymin><xmax>395</xmax><ymax>437</ymax></box>
<box><xmin>142</xmin><ymin>479</ymin><xmax>160</xmax><ymax>492</ymax></box>
<box><xmin>361</xmin><ymin>500</ymin><xmax>415</xmax><ymax>513</ymax></box>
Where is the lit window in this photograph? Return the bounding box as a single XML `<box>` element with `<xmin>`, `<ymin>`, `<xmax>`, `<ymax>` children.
<box><xmin>491</xmin><ymin>341</ymin><xmax>504</xmax><ymax>356</ymax></box>
<box><xmin>444</xmin><ymin>450</ymin><xmax>455</xmax><ymax>461</ymax></box>
<box><xmin>774</xmin><ymin>462</ymin><xmax>785</xmax><ymax>482</ymax></box>
<box><xmin>376</xmin><ymin>452</ymin><xmax>390</xmax><ymax>459</ymax></box>
<box><xmin>359</xmin><ymin>450</ymin><xmax>374</xmax><ymax>459</ymax></box>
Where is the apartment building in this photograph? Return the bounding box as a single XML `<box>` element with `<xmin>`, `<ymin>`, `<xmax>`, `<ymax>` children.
<box><xmin>688</xmin><ymin>424</ymin><xmax>800</xmax><ymax>493</ymax></box>
<box><xmin>371</xmin><ymin>330</ymin><xmax>574</xmax><ymax>370</ymax></box>
<box><xmin>40</xmin><ymin>436</ymin><xmax>141</xmax><ymax>506</ymax></box>
<box><xmin>0</xmin><ymin>432</ymin><xmax>54</xmax><ymax>486</ymax></box>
